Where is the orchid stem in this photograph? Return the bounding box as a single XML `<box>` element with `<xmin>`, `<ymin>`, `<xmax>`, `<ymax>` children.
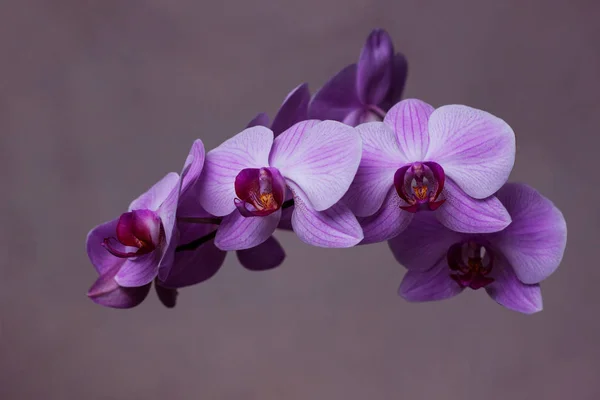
<box><xmin>370</xmin><ymin>105</ymin><xmax>387</xmax><ymax>119</ymax></box>
<box><xmin>177</xmin><ymin>216</ymin><xmax>222</xmax><ymax>225</ymax></box>
<box><xmin>175</xmin><ymin>230</ymin><xmax>217</xmax><ymax>252</ymax></box>
<box><xmin>175</xmin><ymin>199</ymin><xmax>294</xmax><ymax>253</ymax></box>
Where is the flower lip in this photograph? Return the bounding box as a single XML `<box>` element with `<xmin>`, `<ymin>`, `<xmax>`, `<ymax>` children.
<box><xmin>447</xmin><ymin>241</ymin><xmax>495</xmax><ymax>290</ymax></box>
<box><xmin>394</xmin><ymin>161</ymin><xmax>446</xmax><ymax>213</ymax></box>
<box><xmin>234</xmin><ymin>167</ymin><xmax>286</xmax><ymax>217</ymax></box>
<box><xmin>102</xmin><ymin>210</ymin><xmax>162</xmax><ymax>258</ymax></box>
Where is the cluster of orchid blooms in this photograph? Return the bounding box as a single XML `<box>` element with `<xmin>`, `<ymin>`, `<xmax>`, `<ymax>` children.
<box><xmin>87</xmin><ymin>29</ymin><xmax>567</xmax><ymax>314</ymax></box>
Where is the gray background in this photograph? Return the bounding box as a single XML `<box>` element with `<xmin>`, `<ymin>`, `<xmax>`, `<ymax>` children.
<box><xmin>1</xmin><ymin>0</ymin><xmax>598</xmax><ymax>399</ymax></box>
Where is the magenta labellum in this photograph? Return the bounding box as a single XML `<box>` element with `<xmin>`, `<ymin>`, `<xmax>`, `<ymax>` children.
<box><xmin>447</xmin><ymin>241</ymin><xmax>495</xmax><ymax>290</ymax></box>
<box><xmin>102</xmin><ymin>210</ymin><xmax>163</xmax><ymax>258</ymax></box>
<box><xmin>393</xmin><ymin>161</ymin><xmax>445</xmax><ymax>212</ymax></box>
<box><xmin>234</xmin><ymin>167</ymin><xmax>286</xmax><ymax>217</ymax></box>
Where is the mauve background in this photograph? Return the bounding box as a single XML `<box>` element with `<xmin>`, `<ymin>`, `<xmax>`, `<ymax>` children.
<box><xmin>0</xmin><ymin>0</ymin><xmax>598</xmax><ymax>399</ymax></box>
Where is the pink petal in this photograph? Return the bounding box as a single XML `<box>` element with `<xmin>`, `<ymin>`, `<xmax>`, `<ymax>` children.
<box><xmin>490</xmin><ymin>183</ymin><xmax>567</xmax><ymax>284</ymax></box>
<box><xmin>87</xmin><ymin>265</ymin><xmax>152</xmax><ymax>309</ymax></box>
<box><xmin>180</xmin><ymin>139</ymin><xmax>206</xmax><ymax>198</ymax></box>
<box><xmin>290</xmin><ymin>185</ymin><xmax>363</xmax><ymax>248</ymax></box>
<box><xmin>270</xmin><ymin>120</ymin><xmax>362</xmax><ymax>211</ymax></box>
<box><xmin>198</xmin><ymin>126</ymin><xmax>274</xmax><ymax>216</ymax></box>
<box><xmin>215</xmin><ymin>209</ymin><xmax>281</xmax><ymax>251</ymax></box>
<box><xmin>485</xmin><ymin>257</ymin><xmax>543</xmax><ymax>314</ymax></box>
<box><xmin>86</xmin><ymin>218</ymin><xmax>125</xmax><ymax>275</ymax></box>
<box><xmin>383</xmin><ymin>99</ymin><xmax>434</xmax><ymax>162</ymax></box>
<box><xmin>114</xmin><ymin>250</ymin><xmax>162</xmax><ymax>287</ymax></box>
<box><xmin>359</xmin><ymin>188</ymin><xmax>413</xmax><ymax>244</ymax></box>
<box><xmin>388</xmin><ymin>212</ymin><xmax>463</xmax><ymax>271</ymax></box>
<box><xmin>425</xmin><ymin>105</ymin><xmax>516</xmax><ymax>199</ymax></box>
<box><xmin>343</xmin><ymin>121</ymin><xmax>406</xmax><ymax>217</ymax></box>
<box><xmin>128</xmin><ymin>172</ymin><xmax>180</xmax><ymax>212</ymax></box>
<box><xmin>156</xmin><ymin>174</ymin><xmax>181</xmax><ymax>278</ymax></box>
<box><xmin>398</xmin><ymin>259</ymin><xmax>464</xmax><ymax>302</ymax></box>
<box><xmin>435</xmin><ymin>178</ymin><xmax>512</xmax><ymax>233</ymax></box>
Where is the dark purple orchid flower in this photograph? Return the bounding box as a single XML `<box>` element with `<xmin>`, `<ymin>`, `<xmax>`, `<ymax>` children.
<box><xmin>344</xmin><ymin>99</ymin><xmax>515</xmax><ymax>244</ymax></box>
<box><xmin>197</xmin><ymin>120</ymin><xmax>364</xmax><ymax>250</ymax></box>
<box><xmin>86</xmin><ymin>171</ymin><xmax>180</xmax><ymax>308</ymax></box>
<box><xmin>308</xmin><ymin>28</ymin><xmax>407</xmax><ymax>126</ymax></box>
<box><xmin>389</xmin><ymin>183</ymin><xmax>567</xmax><ymax>314</ymax></box>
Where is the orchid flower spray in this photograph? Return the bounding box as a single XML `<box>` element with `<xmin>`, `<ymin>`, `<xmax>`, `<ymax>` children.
<box><xmin>85</xmin><ymin>28</ymin><xmax>566</xmax><ymax>315</ymax></box>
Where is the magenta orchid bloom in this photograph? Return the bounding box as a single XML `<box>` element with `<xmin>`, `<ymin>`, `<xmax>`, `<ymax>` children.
<box><xmin>161</xmin><ymin>140</ymin><xmax>286</xmax><ymax>289</ymax></box>
<box><xmin>344</xmin><ymin>98</ymin><xmax>516</xmax><ymax>244</ymax></box>
<box><xmin>197</xmin><ymin>120</ymin><xmax>364</xmax><ymax>250</ymax></box>
<box><xmin>86</xmin><ymin>172</ymin><xmax>180</xmax><ymax>308</ymax></box>
<box><xmin>309</xmin><ymin>29</ymin><xmax>407</xmax><ymax>126</ymax></box>
<box><xmin>389</xmin><ymin>183</ymin><xmax>567</xmax><ymax>314</ymax></box>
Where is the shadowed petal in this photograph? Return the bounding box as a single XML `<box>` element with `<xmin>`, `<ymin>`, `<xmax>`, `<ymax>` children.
<box><xmin>356</xmin><ymin>29</ymin><xmax>394</xmax><ymax>105</ymax></box>
<box><xmin>129</xmin><ymin>172</ymin><xmax>180</xmax><ymax>212</ymax></box>
<box><xmin>88</xmin><ymin>265</ymin><xmax>152</xmax><ymax>309</ymax></box>
<box><xmin>435</xmin><ymin>179</ymin><xmax>512</xmax><ymax>233</ymax></box>
<box><xmin>290</xmin><ymin>185</ymin><xmax>363</xmax><ymax>248</ymax></box>
<box><xmin>246</xmin><ymin>112</ymin><xmax>270</xmax><ymax>128</ymax></box>
<box><xmin>180</xmin><ymin>139</ymin><xmax>205</xmax><ymax>198</ymax></box>
<box><xmin>384</xmin><ymin>99</ymin><xmax>434</xmax><ymax>162</ymax></box>
<box><xmin>485</xmin><ymin>257</ymin><xmax>543</xmax><ymax>314</ymax></box>
<box><xmin>215</xmin><ymin>209</ymin><xmax>281</xmax><ymax>251</ymax></box>
<box><xmin>398</xmin><ymin>259</ymin><xmax>464</xmax><ymax>302</ymax></box>
<box><xmin>344</xmin><ymin>122</ymin><xmax>406</xmax><ymax>217</ymax></box>
<box><xmin>278</xmin><ymin>191</ymin><xmax>294</xmax><ymax>231</ymax></box>
<box><xmin>308</xmin><ymin>64</ymin><xmax>362</xmax><ymax>122</ymax></box>
<box><xmin>380</xmin><ymin>53</ymin><xmax>408</xmax><ymax>110</ymax></box>
<box><xmin>236</xmin><ymin>236</ymin><xmax>286</xmax><ymax>271</ymax></box>
<box><xmin>271</xmin><ymin>83</ymin><xmax>310</xmax><ymax>136</ymax></box>
<box><xmin>162</xmin><ymin>221</ymin><xmax>226</xmax><ymax>288</ymax></box>
<box><xmin>425</xmin><ymin>105</ymin><xmax>516</xmax><ymax>199</ymax></box>
<box><xmin>86</xmin><ymin>218</ymin><xmax>125</xmax><ymax>275</ymax></box>
<box><xmin>155</xmin><ymin>282</ymin><xmax>178</xmax><ymax>308</ymax></box>
<box><xmin>388</xmin><ymin>211</ymin><xmax>463</xmax><ymax>271</ymax></box>
<box><xmin>198</xmin><ymin>126</ymin><xmax>274</xmax><ymax>216</ymax></box>
<box><xmin>359</xmin><ymin>188</ymin><xmax>413</xmax><ymax>244</ymax></box>
<box><xmin>491</xmin><ymin>183</ymin><xmax>567</xmax><ymax>284</ymax></box>
<box><xmin>271</xmin><ymin>120</ymin><xmax>362</xmax><ymax>211</ymax></box>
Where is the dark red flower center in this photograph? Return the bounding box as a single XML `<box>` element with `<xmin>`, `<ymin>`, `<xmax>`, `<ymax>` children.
<box><xmin>447</xmin><ymin>241</ymin><xmax>495</xmax><ymax>290</ymax></box>
<box><xmin>102</xmin><ymin>209</ymin><xmax>162</xmax><ymax>258</ymax></box>
<box><xmin>234</xmin><ymin>167</ymin><xmax>286</xmax><ymax>217</ymax></box>
<box><xmin>394</xmin><ymin>161</ymin><xmax>445</xmax><ymax>213</ymax></box>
